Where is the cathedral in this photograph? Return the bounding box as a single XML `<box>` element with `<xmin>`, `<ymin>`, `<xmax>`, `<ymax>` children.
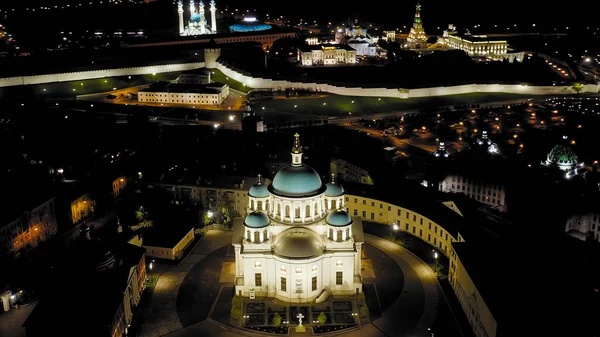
<box><xmin>177</xmin><ymin>0</ymin><xmax>217</xmax><ymax>36</ymax></box>
<box><xmin>232</xmin><ymin>134</ymin><xmax>364</xmax><ymax>303</ymax></box>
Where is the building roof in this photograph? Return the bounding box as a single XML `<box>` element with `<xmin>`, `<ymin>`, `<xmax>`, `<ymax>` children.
<box><xmin>180</xmin><ymin>68</ymin><xmax>210</xmax><ymax>75</ymax></box>
<box><xmin>326</xmin><ymin>209</ymin><xmax>353</xmax><ymax>227</ymax></box>
<box><xmin>139</xmin><ymin>82</ymin><xmax>227</xmax><ymax>94</ymax></box>
<box><xmin>344</xmin><ymin>182</ymin><xmax>464</xmax><ymax>238</ymax></box>
<box><xmin>273</xmin><ymin>228</ymin><xmax>323</xmax><ymax>259</ymax></box>
<box><xmin>142</xmin><ymin>225</ymin><xmax>193</xmax><ymax>248</ymax></box>
<box><xmin>298</xmin><ymin>44</ymin><xmax>356</xmax><ymax>52</ymax></box>
<box><xmin>244</xmin><ymin>211</ymin><xmax>270</xmax><ymax>229</ymax></box>
<box><xmin>156</xmin><ymin>175</ymin><xmax>262</xmax><ymax>192</ymax></box>
<box><xmin>449</xmin><ymin>33</ymin><xmax>507</xmax><ymax>43</ymax></box>
<box><xmin>270</xmin><ymin>164</ymin><xmax>325</xmax><ymax>198</ymax></box>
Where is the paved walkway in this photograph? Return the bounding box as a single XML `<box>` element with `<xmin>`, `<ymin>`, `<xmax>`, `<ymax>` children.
<box><xmin>139</xmin><ymin>231</ymin><xmax>440</xmax><ymax>337</ymax></box>
<box><xmin>0</xmin><ymin>301</ymin><xmax>38</xmax><ymax>337</ymax></box>
<box><xmin>138</xmin><ymin>230</ymin><xmax>232</xmax><ymax>337</ymax></box>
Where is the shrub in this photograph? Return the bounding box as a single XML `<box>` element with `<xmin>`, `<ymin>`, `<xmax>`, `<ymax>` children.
<box><xmin>272</xmin><ymin>312</ymin><xmax>281</xmax><ymax>327</ymax></box>
<box><xmin>231</xmin><ymin>295</ymin><xmax>243</xmax><ymax>320</ymax></box>
<box><xmin>357</xmin><ymin>292</ymin><xmax>366</xmax><ymax>307</ymax></box>
<box><xmin>359</xmin><ymin>303</ymin><xmax>369</xmax><ymax>318</ymax></box>
<box><xmin>317</xmin><ymin>311</ymin><xmax>327</xmax><ymax>326</ymax></box>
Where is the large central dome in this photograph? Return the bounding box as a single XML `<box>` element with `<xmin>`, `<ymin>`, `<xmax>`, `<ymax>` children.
<box><xmin>271</xmin><ymin>165</ymin><xmax>323</xmax><ymax>197</ymax></box>
<box><xmin>273</xmin><ymin>228</ymin><xmax>323</xmax><ymax>259</ymax></box>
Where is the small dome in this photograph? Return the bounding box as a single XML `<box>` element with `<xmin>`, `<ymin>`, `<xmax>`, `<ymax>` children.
<box><xmin>325</xmin><ymin>182</ymin><xmax>344</xmax><ymax>197</ymax></box>
<box><xmin>244</xmin><ymin>211</ymin><xmax>270</xmax><ymax>228</ymax></box>
<box><xmin>271</xmin><ymin>165</ymin><xmax>324</xmax><ymax>197</ymax></box>
<box><xmin>326</xmin><ymin>209</ymin><xmax>353</xmax><ymax>227</ymax></box>
<box><xmin>274</xmin><ymin>228</ymin><xmax>323</xmax><ymax>258</ymax></box>
<box><xmin>249</xmin><ymin>183</ymin><xmax>269</xmax><ymax>198</ymax></box>
<box><xmin>548</xmin><ymin>145</ymin><xmax>578</xmax><ymax>165</ymax></box>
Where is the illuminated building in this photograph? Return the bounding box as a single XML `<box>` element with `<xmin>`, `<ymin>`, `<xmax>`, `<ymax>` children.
<box><xmin>112</xmin><ymin>176</ymin><xmax>127</xmax><ymax>198</ymax></box>
<box><xmin>232</xmin><ymin>134</ymin><xmax>364</xmax><ymax>302</ymax></box>
<box><xmin>230</xmin><ymin>16</ymin><xmax>272</xmax><ymax>33</ymax></box>
<box><xmin>177</xmin><ymin>68</ymin><xmax>211</xmax><ymax>85</ymax></box>
<box><xmin>437</xmin><ymin>174</ymin><xmax>507</xmax><ymax>212</ymax></box>
<box><xmin>297</xmin><ymin>44</ymin><xmax>357</xmax><ymax>66</ymax></box>
<box><xmin>178</xmin><ymin>0</ymin><xmax>218</xmax><ymax>36</ymax></box>
<box><xmin>407</xmin><ymin>2</ymin><xmax>428</xmax><ymax>49</ymax></box>
<box><xmin>565</xmin><ymin>212</ymin><xmax>600</xmax><ymax>242</ymax></box>
<box><xmin>138</xmin><ymin>82</ymin><xmax>229</xmax><ymax>106</ymax></box>
<box><xmin>69</xmin><ymin>193</ymin><xmax>96</xmax><ymax>225</ymax></box>
<box><xmin>440</xmin><ymin>26</ymin><xmax>524</xmax><ymax>63</ymax></box>
<box><xmin>347</xmin><ymin>37</ymin><xmax>377</xmax><ymax>56</ymax></box>
<box><xmin>0</xmin><ymin>197</ymin><xmax>58</xmax><ymax>257</ymax></box>
<box><xmin>330</xmin><ymin>158</ymin><xmax>374</xmax><ymax>185</ymax></box>
<box><xmin>541</xmin><ymin>144</ymin><xmax>585</xmax><ymax>179</ymax></box>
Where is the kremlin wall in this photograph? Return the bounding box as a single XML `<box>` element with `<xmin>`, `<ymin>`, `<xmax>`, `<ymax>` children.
<box><xmin>0</xmin><ymin>48</ymin><xmax>597</xmax><ymax>97</ymax></box>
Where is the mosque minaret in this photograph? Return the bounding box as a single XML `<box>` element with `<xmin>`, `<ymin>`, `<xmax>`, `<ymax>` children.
<box><xmin>177</xmin><ymin>0</ymin><xmax>218</xmax><ymax>36</ymax></box>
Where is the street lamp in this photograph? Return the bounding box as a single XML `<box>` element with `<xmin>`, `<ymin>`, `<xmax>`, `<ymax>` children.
<box><xmin>208</xmin><ymin>211</ymin><xmax>213</xmax><ymax>218</ymax></box>
<box><xmin>392</xmin><ymin>223</ymin><xmax>398</xmax><ymax>231</ymax></box>
<box><xmin>229</xmin><ymin>115</ymin><xmax>234</xmax><ymax>121</ymax></box>
<box><xmin>433</xmin><ymin>251</ymin><xmax>439</xmax><ymax>275</ymax></box>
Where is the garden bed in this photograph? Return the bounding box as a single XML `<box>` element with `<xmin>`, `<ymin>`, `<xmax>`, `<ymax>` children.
<box><xmin>312</xmin><ymin>312</ymin><xmax>331</xmax><ymax>324</ymax></box>
<box><xmin>247</xmin><ymin>302</ymin><xmax>266</xmax><ymax>313</ymax></box>
<box><xmin>246</xmin><ymin>326</ymin><xmax>289</xmax><ymax>334</ymax></box>
<box><xmin>313</xmin><ymin>324</ymin><xmax>356</xmax><ymax>334</ymax></box>
<box><xmin>334</xmin><ymin>313</ymin><xmax>355</xmax><ymax>324</ymax></box>
<box><xmin>245</xmin><ymin>314</ymin><xmax>265</xmax><ymax>326</ymax></box>
<box><xmin>290</xmin><ymin>306</ymin><xmax>309</xmax><ymax>322</ymax></box>
<box><xmin>332</xmin><ymin>301</ymin><xmax>352</xmax><ymax>312</ymax></box>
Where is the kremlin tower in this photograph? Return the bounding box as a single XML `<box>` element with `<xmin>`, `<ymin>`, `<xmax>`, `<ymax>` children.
<box><xmin>407</xmin><ymin>2</ymin><xmax>427</xmax><ymax>49</ymax></box>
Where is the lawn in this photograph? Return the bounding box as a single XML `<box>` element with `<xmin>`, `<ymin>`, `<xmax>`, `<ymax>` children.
<box><xmin>253</xmin><ymin>93</ymin><xmax>538</xmax><ymax>123</ymax></box>
<box><xmin>210</xmin><ymin>68</ymin><xmax>250</xmax><ymax>93</ymax></box>
<box><xmin>0</xmin><ymin>72</ymin><xmax>181</xmax><ymax>99</ymax></box>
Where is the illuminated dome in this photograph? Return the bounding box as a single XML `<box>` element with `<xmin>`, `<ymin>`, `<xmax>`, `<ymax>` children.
<box><xmin>249</xmin><ymin>175</ymin><xmax>269</xmax><ymax>198</ymax></box>
<box><xmin>273</xmin><ymin>228</ymin><xmax>323</xmax><ymax>259</ymax></box>
<box><xmin>190</xmin><ymin>13</ymin><xmax>201</xmax><ymax>23</ymax></box>
<box><xmin>545</xmin><ymin>145</ymin><xmax>579</xmax><ymax>171</ymax></box>
<box><xmin>230</xmin><ymin>16</ymin><xmax>272</xmax><ymax>32</ymax></box>
<box><xmin>270</xmin><ymin>165</ymin><xmax>324</xmax><ymax>197</ymax></box>
<box><xmin>325</xmin><ymin>174</ymin><xmax>344</xmax><ymax>197</ymax></box>
<box><xmin>244</xmin><ymin>211</ymin><xmax>270</xmax><ymax>228</ymax></box>
<box><xmin>326</xmin><ymin>209</ymin><xmax>353</xmax><ymax>227</ymax></box>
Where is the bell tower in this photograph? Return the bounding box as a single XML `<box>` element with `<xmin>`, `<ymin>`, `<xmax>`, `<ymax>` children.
<box><xmin>291</xmin><ymin>133</ymin><xmax>303</xmax><ymax>166</ymax></box>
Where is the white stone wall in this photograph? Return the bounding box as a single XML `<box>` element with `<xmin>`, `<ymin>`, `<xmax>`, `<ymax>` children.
<box><xmin>213</xmin><ymin>61</ymin><xmax>599</xmax><ymax>98</ymax></box>
<box><xmin>0</xmin><ymin>62</ymin><xmax>206</xmax><ymax>87</ymax></box>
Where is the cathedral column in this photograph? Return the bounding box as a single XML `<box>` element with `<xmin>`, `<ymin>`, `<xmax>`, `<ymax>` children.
<box><xmin>259</xmin><ymin>231</ymin><xmax>264</xmax><ymax>242</ymax></box>
<box><xmin>290</xmin><ymin>203</ymin><xmax>295</xmax><ymax>223</ymax></box>
<box><xmin>280</xmin><ymin>202</ymin><xmax>284</xmax><ymax>222</ymax></box>
<box><xmin>318</xmin><ymin>201</ymin><xmax>322</xmax><ymax>216</ymax></box>
<box><xmin>327</xmin><ymin>199</ymin><xmax>332</xmax><ymax>210</ymax></box>
<box><xmin>300</xmin><ymin>203</ymin><xmax>306</xmax><ymax>223</ymax></box>
<box><xmin>342</xmin><ymin>230</ymin><xmax>347</xmax><ymax>241</ymax></box>
<box><xmin>355</xmin><ymin>243</ymin><xmax>362</xmax><ymax>275</ymax></box>
<box><xmin>311</xmin><ymin>203</ymin><xmax>315</xmax><ymax>221</ymax></box>
<box><xmin>333</xmin><ymin>230</ymin><xmax>337</xmax><ymax>241</ymax></box>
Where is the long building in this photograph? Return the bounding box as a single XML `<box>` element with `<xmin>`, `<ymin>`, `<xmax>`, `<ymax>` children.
<box><xmin>441</xmin><ymin>29</ymin><xmax>524</xmax><ymax>63</ymax></box>
<box><xmin>138</xmin><ymin>82</ymin><xmax>229</xmax><ymax>106</ymax></box>
<box><xmin>297</xmin><ymin>44</ymin><xmax>357</xmax><ymax>66</ymax></box>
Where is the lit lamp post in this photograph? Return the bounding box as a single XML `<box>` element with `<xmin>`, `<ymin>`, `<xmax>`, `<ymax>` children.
<box><xmin>392</xmin><ymin>222</ymin><xmax>399</xmax><ymax>231</ymax></box>
<box><xmin>433</xmin><ymin>251</ymin><xmax>439</xmax><ymax>275</ymax></box>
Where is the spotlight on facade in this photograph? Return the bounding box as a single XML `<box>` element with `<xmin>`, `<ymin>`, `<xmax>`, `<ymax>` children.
<box><xmin>392</xmin><ymin>223</ymin><xmax>398</xmax><ymax>231</ymax></box>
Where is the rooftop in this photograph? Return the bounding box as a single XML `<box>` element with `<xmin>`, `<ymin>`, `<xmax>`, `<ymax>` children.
<box><xmin>298</xmin><ymin>44</ymin><xmax>356</xmax><ymax>52</ymax></box>
<box><xmin>155</xmin><ymin>175</ymin><xmax>262</xmax><ymax>191</ymax></box>
<box><xmin>142</xmin><ymin>225</ymin><xmax>194</xmax><ymax>248</ymax></box>
<box><xmin>140</xmin><ymin>82</ymin><xmax>227</xmax><ymax>94</ymax></box>
<box><xmin>448</xmin><ymin>33</ymin><xmax>507</xmax><ymax>43</ymax></box>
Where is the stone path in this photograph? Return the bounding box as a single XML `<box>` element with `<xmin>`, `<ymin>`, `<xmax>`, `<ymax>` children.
<box><xmin>138</xmin><ymin>230</ymin><xmax>232</xmax><ymax>337</ymax></box>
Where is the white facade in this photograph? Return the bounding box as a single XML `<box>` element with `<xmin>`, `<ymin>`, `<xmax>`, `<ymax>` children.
<box><xmin>347</xmin><ymin>38</ymin><xmax>377</xmax><ymax>56</ymax></box>
<box><xmin>565</xmin><ymin>213</ymin><xmax>600</xmax><ymax>242</ymax></box>
<box><xmin>438</xmin><ymin>174</ymin><xmax>507</xmax><ymax>212</ymax></box>
<box><xmin>178</xmin><ymin>71</ymin><xmax>211</xmax><ymax>84</ymax></box>
<box><xmin>178</xmin><ymin>0</ymin><xmax>217</xmax><ymax>36</ymax></box>
<box><xmin>138</xmin><ymin>83</ymin><xmax>229</xmax><ymax>106</ymax></box>
<box><xmin>297</xmin><ymin>45</ymin><xmax>357</xmax><ymax>66</ymax></box>
<box><xmin>233</xmin><ymin>134</ymin><xmax>363</xmax><ymax>303</ymax></box>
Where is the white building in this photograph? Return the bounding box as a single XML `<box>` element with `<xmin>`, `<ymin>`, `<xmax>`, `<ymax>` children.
<box><xmin>565</xmin><ymin>212</ymin><xmax>600</xmax><ymax>242</ymax></box>
<box><xmin>177</xmin><ymin>68</ymin><xmax>211</xmax><ymax>84</ymax></box>
<box><xmin>232</xmin><ymin>134</ymin><xmax>364</xmax><ymax>303</ymax></box>
<box><xmin>438</xmin><ymin>174</ymin><xmax>507</xmax><ymax>212</ymax></box>
<box><xmin>138</xmin><ymin>82</ymin><xmax>229</xmax><ymax>106</ymax></box>
<box><xmin>441</xmin><ymin>28</ymin><xmax>524</xmax><ymax>63</ymax></box>
<box><xmin>347</xmin><ymin>37</ymin><xmax>377</xmax><ymax>56</ymax></box>
<box><xmin>177</xmin><ymin>0</ymin><xmax>218</xmax><ymax>36</ymax></box>
<box><xmin>297</xmin><ymin>45</ymin><xmax>357</xmax><ymax>66</ymax></box>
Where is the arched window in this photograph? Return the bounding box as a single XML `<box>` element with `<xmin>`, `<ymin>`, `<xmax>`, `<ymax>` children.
<box><xmin>285</xmin><ymin>205</ymin><xmax>290</xmax><ymax>217</ymax></box>
<box><xmin>257</xmin><ymin>201</ymin><xmax>263</xmax><ymax>211</ymax></box>
<box><xmin>246</xmin><ymin>230</ymin><xmax>251</xmax><ymax>241</ymax></box>
<box><xmin>314</xmin><ymin>203</ymin><xmax>319</xmax><ymax>215</ymax></box>
<box><xmin>306</xmin><ymin>204</ymin><xmax>311</xmax><ymax>218</ymax></box>
<box><xmin>277</xmin><ymin>203</ymin><xmax>281</xmax><ymax>216</ymax></box>
<box><xmin>251</xmin><ymin>200</ymin><xmax>255</xmax><ymax>210</ymax></box>
<box><xmin>295</xmin><ymin>207</ymin><xmax>300</xmax><ymax>218</ymax></box>
<box><xmin>264</xmin><ymin>230</ymin><xmax>268</xmax><ymax>241</ymax></box>
<box><xmin>337</xmin><ymin>230</ymin><xmax>343</xmax><ymax>242</ymax></box>
<box><xmin>254</xmin><ymin>231</ymin><xmax>260</xmax><ymax>243</ymax></box>
<box><xmin>331</xmin><ymin>200</ymin><xmax>337</xmax><ymax>210</ymax></box>
<box><xmin>266</xmin><ymin>200</ymin><xmax>270</xmax><ymax>213</ymax></box>
<box><xmin>329</xmin><ymin>227</ymin><xmax>334</xmax><ymax>239</ymax></box>
<box><xmin>346</xmin><ymin>228</ymin><xmax>351</xmax><ymax>240</ymax></box>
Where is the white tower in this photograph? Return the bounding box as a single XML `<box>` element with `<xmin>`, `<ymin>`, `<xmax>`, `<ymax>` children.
<box><xmin>199</xmin><ymin>1</ymin><xmax>206</xmax><ymax>34</ymax></box>
<box><xmin>188</xmin><ymin>0</ymin><xmax>195</xmax><ymax>16</ymax></box>
<box><xmin>210</xmin><ymin>0</ymin><xmax>217</xmax><ymax>34</ymax></box>
<box><xmin>177</xmin><ymin>0</ymin><xmax>184</xmax><ymax>35</ymax></box>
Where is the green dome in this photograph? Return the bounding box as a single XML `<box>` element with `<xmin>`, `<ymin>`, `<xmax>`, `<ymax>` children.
<box><xmin>326</xmin><ymin>209</ymin><xmax>353</xmax><ymax>227</ymax></box>
<box><xmin>325</xmin><ymin>182</ymin><xmax>344</xmax><ymax>197</ymax></box>
<box><xmin>244</xmin><ymin>211</ymin><xmax>270</xmax><ymax>228</ymax></box>
<box><xmin>270</xmin><ymin>165</ymin><xmax>324</xmax><ymax>197</ymax></box>
<box><xmin>249</xmin><ymin>183</ymin><xmax>269</xmax><ymax>198</ymax></box>
<box><xmin>548</xmin><ymin>145</ymin><xmax>578</xmax><ymax>165</ymax></box>
<box><xmin>273</xmin><ymin>228</ymin><xmax>323</xmax><ymax>258</ymax></box>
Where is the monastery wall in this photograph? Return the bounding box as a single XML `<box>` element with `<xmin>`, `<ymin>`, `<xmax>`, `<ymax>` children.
<box><xmin>0</xmin><ymin>62</ymin><xmax>206</xmax><ymax>88</ymax></box>
<box><xmin>214</xmin><ymin>61</ymin><xmax>599</xmax><ymax>97</ymax></box>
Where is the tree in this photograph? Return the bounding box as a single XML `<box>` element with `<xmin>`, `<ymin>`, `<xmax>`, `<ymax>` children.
<box><xmin>317</xmin><ymin>311</ymin><xmax>327</xmax><ymax>326</ymax></box>
<box><xmin>202</xmin><ymin>211</ymin><xmax>212</xmax><ymax>226</ymax></box>
<box><xmin>231</xmin><ymin>295</ymin><xmax>243</xmax><ymax>321</ymax></box>
<box><xmin>359</xmin><ymin>303</ymin><xmax>370</xmax><ymax>318</ymax></box>
<box><xmin>217</xmin><ymin>193</ymin><xmax>239</xmax><ymax>226</ymax></box>
<box><xmin>572</xmin><ymin>83</ymin><xmax>584</xmax><ymax>95</ymax></box>
<box><xmin>272</xmin><ymin>312</ymin><xmax>282</xmax><ymax>326</ymax></box>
